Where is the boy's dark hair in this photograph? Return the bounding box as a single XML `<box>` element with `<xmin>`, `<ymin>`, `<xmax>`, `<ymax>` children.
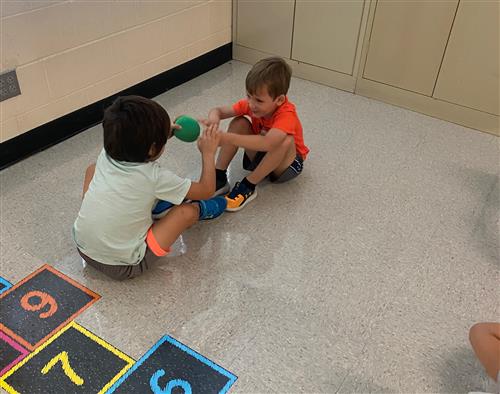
<box><xmin>246</xmin><ymin>57</ymin><xmax>292</xmax><ymax>99</ymax></box>
<box><xmin>103</xmin><ymin>95</ymin><xmax>171</xmax><ymax>162</ymax></box>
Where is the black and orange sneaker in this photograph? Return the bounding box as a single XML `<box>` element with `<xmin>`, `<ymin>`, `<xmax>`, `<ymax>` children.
<box><xmin>225</xmin><ymin>181</ymin><xmax>257</xmax><ymax>211</ymax></box>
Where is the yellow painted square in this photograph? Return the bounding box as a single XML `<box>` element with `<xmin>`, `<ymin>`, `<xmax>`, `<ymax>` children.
<box><xmin>0</xmin><ymin>321</ymin><xmax>134</xmax><ymax>394</ymax></box>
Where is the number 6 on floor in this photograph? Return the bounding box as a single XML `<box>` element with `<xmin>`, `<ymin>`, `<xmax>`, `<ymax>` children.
<box><xmin>20</xmin><ymin>290</ymin><xmax>58</xmax><ymax>318</ymax></box>
<box><xmin>150</xmin><ymin>369</ymin><xmax>192</xmax><ymax>394</ymax></box>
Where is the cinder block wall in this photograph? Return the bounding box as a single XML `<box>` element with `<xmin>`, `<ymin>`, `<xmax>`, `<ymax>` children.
<box><xmin>0</xmin><ymin>0</ymin><xmax>232</xmax><ymax>142</ymax></box>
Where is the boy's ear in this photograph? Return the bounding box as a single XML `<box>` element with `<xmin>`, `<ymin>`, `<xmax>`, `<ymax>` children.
<box><xmin>275</xmin><ymin>94</ymin><xmax>286</xmax><ymax>106</ymax></box>
<box><xmin>167</xmin><ymin>124</ymin><xmax>175</xmax><ymax>139</ymax></box>
<box><xmin>148</xmin><ymin>143</ymin><xmax>157</xmax><ymax>158</ymax></box>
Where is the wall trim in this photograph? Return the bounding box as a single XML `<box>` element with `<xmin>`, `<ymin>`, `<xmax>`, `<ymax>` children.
<box><xmin>356</xmin><ymin>77</ymin><xmax>499</xmax><ymax>135</ymax></box>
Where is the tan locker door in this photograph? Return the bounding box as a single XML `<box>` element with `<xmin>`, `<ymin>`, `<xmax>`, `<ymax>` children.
<box><xmin>292</xmin><ymin>0</ymin><xmax>365</xmax><ymax>75</ymax></box>
<box><xmin>236</xmin><ymin>0</ymin><xmax>295</xmax><ymax>58</ymax></box>
<box><xmin>363</xmin><ymin>1</ymin><xmax>458</xmax><ymax>95</ymax></box>
<box><xmin>434</xmin><ymin>1</ymin><xmax>499</xmax><ymax>115</ymax></box>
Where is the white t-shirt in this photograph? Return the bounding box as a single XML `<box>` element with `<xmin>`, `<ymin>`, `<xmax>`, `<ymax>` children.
<box><xmin>73</xmin><ymin>149</ymin><xmax>191</xmax><ymax>265</ymax></box>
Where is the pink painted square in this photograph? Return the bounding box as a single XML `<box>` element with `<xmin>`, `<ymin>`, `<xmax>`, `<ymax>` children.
<box><xmin>0</xmin><ymin>330</ymin><xmax>29</xmax><ymax>376</ymax></box>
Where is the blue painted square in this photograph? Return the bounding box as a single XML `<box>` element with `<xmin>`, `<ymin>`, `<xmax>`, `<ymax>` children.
<box><xmin>0</xmin><ymin>276</ymin><xmax>12</xmax><ymax>295</ymax></box>
<box><xmin>106</xmin><ymin>335</ymin><xmax>237</xmax><ymax>394</ymax></box>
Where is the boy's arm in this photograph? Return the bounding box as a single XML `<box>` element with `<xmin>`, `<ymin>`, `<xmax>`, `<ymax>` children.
<box><xmin>205</xmin><ymin>106</ymin><xmax>237</xmax><ymax>128</ymax></box>
<box><xmin>470</xmin><ymin>322</ymin><xmax>500</xmax><ymax>381</ymax></box>
<box><xmin>221</xmin><ymin>128</ymin><xmax>287</xmax><ymax>152</ymax></box>
<box><xmin>185</xmin><ymin>124</ymin><xmax>221</xmax><ymax>200</ymax></box>
<box><xmin>185</xmin><ymin>153</ymin><xmax>216</xmax><ymax>200</ymax></box>
<box><xmin>82</xmin><ymin>163</ymin><xmax>96</xmax><ymax>199</ymax></box>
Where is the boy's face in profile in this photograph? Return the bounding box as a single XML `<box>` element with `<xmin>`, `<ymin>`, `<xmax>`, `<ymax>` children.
<box><xmin>246</xmin><ymin>85</ymin><xmax>285</xmax><ymax>118</ymax></box>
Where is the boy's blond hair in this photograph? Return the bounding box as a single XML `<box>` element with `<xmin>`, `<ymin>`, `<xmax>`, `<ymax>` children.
<box><xmin>246</xmin><ymin>57</ymin><xmax>292</xmax><ymax>99</ymax></box>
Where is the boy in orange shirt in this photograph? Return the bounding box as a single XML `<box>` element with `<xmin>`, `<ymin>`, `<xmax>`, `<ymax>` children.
<box><xmin>204</xmin><ymin>57</ymin><xmax>309</xmax><ymax>211</ymax></box>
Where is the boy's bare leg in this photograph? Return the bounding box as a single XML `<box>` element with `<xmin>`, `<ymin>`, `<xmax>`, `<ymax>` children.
<box><xmin>216</xmin><ymin>117</ymin><xmax>254</xmax><ymax>170</ymax></box>
<box><xmin>246</xmin><ymin>135</ymin><xmax>296</xmax><ymax>184</ymax></box>
<box><xmin>82</xmin><ymin>163</ymin><xmax>96</xmax><ymax>198</ymax></box>
<box><xmin>470</xmin><ymin>322</ymin><xmax>500</xmax><ymax>381</ymax></box>
<box><xmin>151</xmin><ymin>203</ymin><xmax>200</xmax><ymax>250</ymax></box>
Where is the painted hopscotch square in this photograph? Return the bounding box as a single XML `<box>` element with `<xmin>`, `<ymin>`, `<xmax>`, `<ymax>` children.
<box><xmin>0</xmin><ymin>331</ymin><xmax>29</xmax><ymax>377</ymax></box>
<box><xmin>0</xmin><ymin>277</ymin><xmax>12</xmax><ymax>295</ymax></box>
<box><xmin>107</xmin><ymin>335</ymin><xmax>237</xmax><ymax>393</ymax></box>
<box><xmin>0</xmin><ymin>321</ymin><xmax>134</xmax><ymax>394</ymax></box>
<box><xmin>0</xmin><ymin>264</ymin><xmax>100</xmax><ymax>350</ymax></box>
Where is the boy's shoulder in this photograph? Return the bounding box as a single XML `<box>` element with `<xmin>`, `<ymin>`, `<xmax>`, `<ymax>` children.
<box><xmin>233</xmin><ymin>98</ymin><xmax>250</xmax><ymax>113</ymax></box>
<box><xmin>273</xmin><ymin>98</ymin><xmax>299</xmax><ymax>119</ymax></box>
<box><xmin>280</xmin><ymin>98</ymin><xmax>297</xmax><ymax>112</ymax></box>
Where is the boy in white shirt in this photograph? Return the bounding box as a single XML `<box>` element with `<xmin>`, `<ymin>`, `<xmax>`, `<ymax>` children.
<box><xmin>73</xmin><ymin>96</ymin><xmax>225</xmax><ymax>280</ymax></box>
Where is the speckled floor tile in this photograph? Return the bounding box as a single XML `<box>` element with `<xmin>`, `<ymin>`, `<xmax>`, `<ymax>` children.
<box><xmin>1</xmin><ymin>61</ymin><xmax>498</xmax><ymax>393</ymax></box>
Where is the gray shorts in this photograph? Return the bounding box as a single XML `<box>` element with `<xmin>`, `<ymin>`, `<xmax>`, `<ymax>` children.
<box><xmin>78</xmin><ymin>248</ymin><xmax>160</xmax><ymax>281</ymax></box>
<box><xmin>243</xmin><ymin>151</ymin><xmax>304</xmax><ymax>183</ymax></box>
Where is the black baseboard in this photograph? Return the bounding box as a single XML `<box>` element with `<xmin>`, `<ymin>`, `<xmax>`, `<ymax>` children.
<box><xmin>0</xmin><ymin>43</ymin><xmax>232</xmax><ymax>170</ymax></box>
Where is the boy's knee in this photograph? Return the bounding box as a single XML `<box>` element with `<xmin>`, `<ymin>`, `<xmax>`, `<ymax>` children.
<box><xmin>228</xmin><ymin>116</ymin><xmax>252</xmax><ymax>134</ymax></box>
<box><xmin>276</xmin><ymin>135</ymin><xmax>294</xmax><ymax>151</ymax></box>
<box><xmin>283</xmin><ymin>135</ymin><xmax>294</xmax><ymax>148</ymax></box>
<box><xmin>180</xmin><ymin>204</ymin><xmax>199</xmax><ymax>223</ymax></box>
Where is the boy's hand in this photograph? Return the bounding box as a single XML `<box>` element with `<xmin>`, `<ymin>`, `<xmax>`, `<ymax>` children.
<box><xmin>197</xmin><ymin>124</ymin><xmax>221</xmax><ymax>156</ymax></box>
<box><xmin>169</xmin><ymin>117</ymin><xmax>182</xmax><ymax>139</ymax></box>
<box><xmin>200</xmin><ymin>109</ymin><xmax>220</xmax><ymax>129</ymax></box>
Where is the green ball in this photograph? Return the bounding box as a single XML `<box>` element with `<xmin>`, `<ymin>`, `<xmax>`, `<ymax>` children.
<box><xmin>174</xmin><ymin>115</ymin><xmax>200</xmax><ymax>142</ymax></box>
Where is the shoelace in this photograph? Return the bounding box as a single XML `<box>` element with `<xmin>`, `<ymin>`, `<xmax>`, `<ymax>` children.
<box><xmin>228</xmin><ymin>182</ymin><xmax>250</xmax><ymax>199</ymax></box>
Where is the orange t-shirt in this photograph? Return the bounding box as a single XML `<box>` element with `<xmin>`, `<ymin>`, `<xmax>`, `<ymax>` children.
<box><xmin>232</xmin><ymin>97</ymin><xmax>310</xmax><ymax>159</ymax></box>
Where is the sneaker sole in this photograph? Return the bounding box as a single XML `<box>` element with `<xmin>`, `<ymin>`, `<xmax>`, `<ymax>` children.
<box><xmin>213</xmin><ymin>183</ymin><xmax>230</xmax><ymax>197</ymax></box>
<box><xmin>225</xmin><ymin>190</ymin><xmax>257</xmax><ymax>212</ymax></box>
<box><xmin>199</xmin><ymin>212</ymin><xmax>225</xmax><ymax>221</ymax></box>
